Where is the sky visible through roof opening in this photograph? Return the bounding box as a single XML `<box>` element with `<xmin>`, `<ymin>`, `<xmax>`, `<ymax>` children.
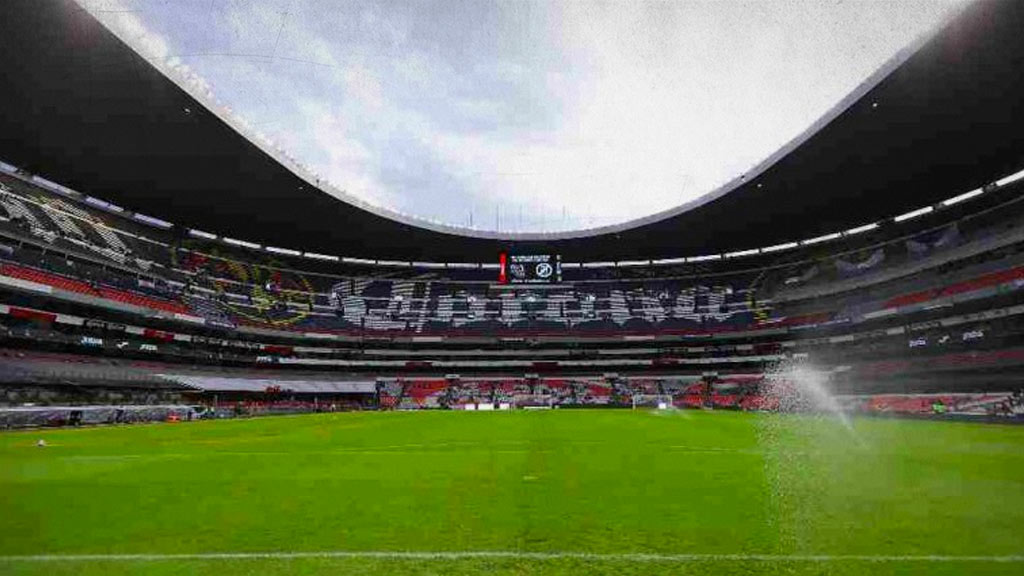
<box><xmin>80</xmin><ymin>0</ymin><xmax>966</xmax><ymax>233</ymax></box>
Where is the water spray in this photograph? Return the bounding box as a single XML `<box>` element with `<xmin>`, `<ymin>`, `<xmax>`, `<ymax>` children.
<box><xmin>760</xmin><ymin>355</ymin><xmax>858</xmax><ymax>437</ymax></box>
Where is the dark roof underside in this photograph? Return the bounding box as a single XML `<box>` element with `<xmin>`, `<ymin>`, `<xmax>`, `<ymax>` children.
<box><xmin>0</xmin><ymin>0</ymin><xmax>1022</xmax><ymax>262</ymax></box>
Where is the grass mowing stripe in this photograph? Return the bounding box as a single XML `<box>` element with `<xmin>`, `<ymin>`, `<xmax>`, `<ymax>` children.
<box><xmin>1</xmin><ymin>551</ymin><xmax>1023</xmax><ymax>563</ymax></box>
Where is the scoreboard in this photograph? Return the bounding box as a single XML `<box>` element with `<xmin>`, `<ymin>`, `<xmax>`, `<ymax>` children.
<box><xmin>498</xmin><ymin>252</ymin><xmax>561</xmax><ymax>284</ymax></box>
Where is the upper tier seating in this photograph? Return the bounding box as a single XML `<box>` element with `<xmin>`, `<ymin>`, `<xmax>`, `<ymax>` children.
<box><xmin>2</xmin><ymin>169</ymin><xmax>1024</xmax><ymax>338</ymax></box>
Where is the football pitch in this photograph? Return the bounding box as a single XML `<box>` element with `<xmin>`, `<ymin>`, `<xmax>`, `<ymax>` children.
<box><xmin>2</xmin><ymin>409</ymin><xmax>1023</xmax><ymax>575</ymax></box>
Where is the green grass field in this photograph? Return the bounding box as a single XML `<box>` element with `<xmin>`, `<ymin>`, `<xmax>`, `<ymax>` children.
<box><xmin>1</xmin><ymin>409</ymin><xmax>1024</xmax><ymax>575</ymax></box>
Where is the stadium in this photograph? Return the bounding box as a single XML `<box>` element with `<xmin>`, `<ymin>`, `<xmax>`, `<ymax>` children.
<box><xmin>1</xmin><ymin>0</ymin><xmax>1024</xmax><ymax>574</ymax></box>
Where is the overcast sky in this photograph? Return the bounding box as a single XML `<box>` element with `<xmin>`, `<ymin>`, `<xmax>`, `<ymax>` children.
<box><xmin>80</xmin><ymin>0</ymin><xmax>967</xmax><ymax>233</ymax></box>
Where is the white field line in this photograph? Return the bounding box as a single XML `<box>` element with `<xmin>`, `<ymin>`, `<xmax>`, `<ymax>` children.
<box><xmin>0</xmin><ymin>551</ymin><xmax>1022</xmax><ymax>563</ymax></box>
<box><xmin>53</xmin><ymin>442</ymin><xmax>755</xmax><ymax>461</ymax></box>
<box><xmin>61</xmin><ymin>448</ymin><xmax>545</xmax><ymax>460</ymax></box>
<box><xmin>54</xmin><ymin>441</ymin><xmax>613</xmax><ymax>460</ymax></box>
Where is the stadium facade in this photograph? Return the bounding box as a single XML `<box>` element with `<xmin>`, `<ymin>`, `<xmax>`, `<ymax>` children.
<box><xmin>1</xmin><ymin>0</ymin><xmax>1024</xmax><ymax>426</ymax></box>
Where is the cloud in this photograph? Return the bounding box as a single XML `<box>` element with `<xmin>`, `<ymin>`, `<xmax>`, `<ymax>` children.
<box><xmin>77</xmin><ymin>0</ymin><xmax>968</xmax><ymax>233</ymax></box>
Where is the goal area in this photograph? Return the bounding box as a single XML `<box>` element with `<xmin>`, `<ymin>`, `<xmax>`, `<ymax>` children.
<box><xmin>631</xmin><ymin>394</ymin><xmax>675</xmax><ymax>410</ymax></box>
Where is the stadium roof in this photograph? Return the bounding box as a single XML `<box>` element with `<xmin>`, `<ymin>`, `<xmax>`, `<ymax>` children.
<box><xmin>1</xmin><ymin>0</ymin><xmax>1023</xmax><ymax>262</ymax></box>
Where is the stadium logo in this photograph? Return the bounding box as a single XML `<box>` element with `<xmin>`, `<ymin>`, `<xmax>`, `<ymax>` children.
<box><xmin>535</xmin><ymin>262</ymin><xmax>554</xmax><ymax>279</ymax></box>
<box><xmin>171</xmin><ymin>241</ymin><xmax>316</xmax><ymax>327</ymax></box>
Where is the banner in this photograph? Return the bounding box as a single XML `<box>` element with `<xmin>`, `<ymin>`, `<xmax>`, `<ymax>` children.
<box><xmin>835</xmin><ymin>249</ymin><xmax>885</xmax><ymax>277</ymax></box>
<box><xmin>784</xmin><ymin>264</ymin><xmax>819</xmax><ymax>285</ymax></box>
<box><xmin>907</xmin><ymin>224</ymin><xmax>960</xmax><ymax>257</ymax></box>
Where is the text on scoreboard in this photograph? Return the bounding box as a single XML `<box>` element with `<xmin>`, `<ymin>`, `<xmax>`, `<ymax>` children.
<box><xmin>498</xmin><ymin>253</ymin><xmax>562</xmax><ymax>284</ymax></box>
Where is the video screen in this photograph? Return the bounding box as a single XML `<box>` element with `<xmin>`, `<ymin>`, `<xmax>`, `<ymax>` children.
<box><xmin>498</xmin><ymin>252</ymin><xmax>561</xmax><ymax>284</ymax></box>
